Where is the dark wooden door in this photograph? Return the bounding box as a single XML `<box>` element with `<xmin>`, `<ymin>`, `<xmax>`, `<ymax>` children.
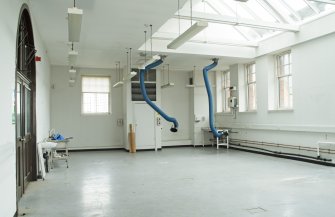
<box><xmin>16</xmin><ymin>76</ymin><xmax>33</xmax><ymax>199</ymax></box>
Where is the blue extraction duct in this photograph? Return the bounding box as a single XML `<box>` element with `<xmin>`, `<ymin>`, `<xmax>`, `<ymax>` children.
<box><xmin>203</xmin><ymin>58</ymin><xmax>223</xmax><ymax>138</ymax></box>
<box><xmin>139</xmin><ymin>57</ymin><xmax>179</xmax><ymax>132</ymax></box>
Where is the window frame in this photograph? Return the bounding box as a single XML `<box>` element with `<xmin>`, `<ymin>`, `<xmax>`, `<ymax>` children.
<box><xmin>245</xmin><ymin>62</ymin><xmax>257</xmax><ymax>111</ymax></box>
<box><xmin>222</xmin><ymin>70</ymin><xmax>231</xmax><ymax>113</ymax></box>
<box><xmin>81</xmin><ymin>75</ymin><xmax>111</xmax><ymax>115</ymax></box>
<box><xmin>275</xmin><ymin>51</ymin><xmax>293</xmax><ymax>109</ymax></box>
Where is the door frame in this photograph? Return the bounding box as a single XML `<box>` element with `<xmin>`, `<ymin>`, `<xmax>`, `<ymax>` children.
<box><xmin>15</xmin><ymin>3</ymin><xmax>37</xmax><ymax>201</ymax></box>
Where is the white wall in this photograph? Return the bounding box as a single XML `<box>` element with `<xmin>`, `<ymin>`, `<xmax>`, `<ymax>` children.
<box><xmin>0</xmin><ymin>1</ymin><xmax>51</xmax><ymax>216</ymax></box>
<box><xmin>216</xmin><ymin>28</ymin><xmax>335</xmax><ymax>150</ymax></box>
<box><xmin>50</xmin><ymin>66</ymin><xmax>123</xmax><ymax>149</ymax></box>
<box><xmin>161</xmin><ymin>70</ymin><xmax>192</xmax><ymax>146</ymax></box>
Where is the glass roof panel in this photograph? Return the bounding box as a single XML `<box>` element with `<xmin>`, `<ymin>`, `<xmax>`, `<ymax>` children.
<box><xmin>282</xmin><ymin>0</ymin><xmax>307</xmax><ymax>11</ymax></box>
<box><xmin>154</xmin><ymin>0</ymin><xmax>335</xmax><ymax>48</ymax></box>
<box><xmin>266</xmin><ymin>0</ymin><xmax>297</xmax><ymax>23</ymax></box>
<box><xmin>245</xmin><ymin>0</ymin><xmax>277</xmax><ymax>22</ymax></box>
<box><xmin>205</xmin><ymin>0</ymin><xmax>236</xmax><ymax>16</ymax></box>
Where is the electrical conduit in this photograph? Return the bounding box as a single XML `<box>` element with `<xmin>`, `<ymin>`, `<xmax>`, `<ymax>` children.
<box><xmin>203</xmin><ymin>58</ymin><xmax>223</xmax><ymax>138</ymax></box>
<box><xmin>139</xmin><ymin>57</ymin><xmax>179</xmax><ymax>132</ymax></box>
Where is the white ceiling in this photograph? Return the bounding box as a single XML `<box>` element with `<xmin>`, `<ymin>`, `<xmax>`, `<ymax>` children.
<box><xmin>29</xmin><ymin>0</ymin><xmax>251</xmax><ymax>71</ymax></box>
<box><xmin>30</xmin><ymin>0</ymin><xmax>334</xmax><ymax>71</ymax></box>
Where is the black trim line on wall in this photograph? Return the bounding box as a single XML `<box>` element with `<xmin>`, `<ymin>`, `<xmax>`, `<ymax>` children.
<box><xmin>229</xmin><ymin>146</ymin><xmax>335</xmax><ymax>167</ymax></box>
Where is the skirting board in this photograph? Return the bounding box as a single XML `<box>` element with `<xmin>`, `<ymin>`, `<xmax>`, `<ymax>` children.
<box><xmin>162</xmin><ymin>139</ymin><xmax>193</xmax><ymax>147</ymax></box>
<box><xmin>68</xmin><ymin>146</ymin><xmax>124</xmax><ymax>151</ymax></box>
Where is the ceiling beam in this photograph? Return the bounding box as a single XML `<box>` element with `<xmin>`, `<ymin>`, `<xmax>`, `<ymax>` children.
<box><xmin>303</xmin><ymin>0</ymin><xmax>320</xmax><ymax>14</ymax></box>
<box><xmin>173</xmin><ymin>12</ymin><xmax>300</xmax><ymax>32</ymax></box>
<box><xmin>308</xmin><ymin>0</ymin><xmax>335</xmax><ymax>5</ymax></box>
<box><xmin>203</xmin><ymin>0</ymin><xmax>257</xmax><ymax>40</ymax></box>
<box><xmin>256</xmin><ymin>0</ymin><xmax>291</xmax><ymax>23</ymax></box>
<box><xmin>278</xmin><ymin>0</ymin><xmax>302</xmax><ymax>21</ymax></box>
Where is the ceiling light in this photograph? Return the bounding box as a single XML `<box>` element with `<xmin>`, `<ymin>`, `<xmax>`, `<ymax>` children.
<box><xmin>161</xmin><ymin>64</ymin><xmax>174</xmax><ymax>88</ymax></box>
<box><xmin>113</xmin><ymin>81</ymin><xmax>124</xmax><ymax>88</ymax></box>
<box><xmin>167</xmin><ymin>21</ymin><xmax>208</xmax><ymax>49</ymax></box>
<box><xmin>140</xmin><ymin>55</ymin><xmax>161</xmax><ymax>69</ymax></box>
<box><xmin>69</xmin><ymin>68</ymin><xmax>76</xmax><ymax>74</ymax></box>
<box><xmin>68</xmin><ymin>50</ymin><xmax>78</xmax><ymax>65</ymax></box>
<box><xmin>123</xmin><ymin>71</ymin><xmax>137</xmax><ymax>81</ymax></box>
<box><xmin>68</xmin><ymin>7</ymin><xmax>83</xmax><ymax>42</ymax></box>
<box><xmin>161</xmin><ymin>83</ymin><xmax>175</xmax><ymax>88</ymax></box>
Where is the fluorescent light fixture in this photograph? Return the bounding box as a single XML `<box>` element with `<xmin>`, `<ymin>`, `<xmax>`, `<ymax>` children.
<box><xmin>69</xmin><ymin>79</ymin><xmax>75</xmax><ymax>87</ymax></box>
<box><xmin>140</xmin><ymin>55</ymin><xmax>161</xmax><ymax>69</ymax></box>
<box><xmin>68</xmin><ymin>50</ymin><xmax>78</xmax><ymax>65</ymax></box>
<box><xmin>167</xmin><ymin>21</ymin><xmax>208</xmax><ymax>49</ymax></box>
<box><xmin>68</xmin><ymin>7</ymin><xmax>83</xmax><ymax>42</ymax></box>
<box><xmin>161</xmin><ymin>83</ymin><xmax>175</xmax><ymax>88</ymax></box>
<box><xmin>69</xmin><ymin>68</ymin><xmax>76</xmax><ymax>79</ymax></box>
<box><xmin>113</xmin><ymin>81</ymin><xmax>124</xmax><ymax>88</ymax></box>
<box><xmin>123</xmin><ymin>71</ymin><xmax>137</xmax><ymax>81</ymax></box>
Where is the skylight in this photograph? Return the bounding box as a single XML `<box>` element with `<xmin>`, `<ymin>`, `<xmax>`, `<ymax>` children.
<box><xmin>152</xmin><ymin>0</ymin><xmax>335</xmax><ymax>49</ymax></box>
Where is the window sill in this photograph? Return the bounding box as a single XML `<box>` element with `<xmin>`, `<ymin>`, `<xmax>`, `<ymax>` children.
<box><xmin>239</xmin><ymin>110</ymin><xmax>257</xmax><ymax>113</ymax></box>
<box><xmin>81</xmin><ymin>112</ymin><xmax>112</xmax><ymax>116</ymax></box>
<box><xmin>216</xmin><ymin>112</ymin><xmax>233</xmax><ymax>116</ymax></box>
<box><xmin>268</xmin><ymin>109</ymin><xmax>294</xmax><ymax>113</ymax></box>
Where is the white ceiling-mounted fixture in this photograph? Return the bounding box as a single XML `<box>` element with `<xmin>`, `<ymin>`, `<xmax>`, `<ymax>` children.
<box><xmin>69</xmin><ymin>79</ymin><xmax>76</xmax><ymax>87</ymax></box>
<box><xmin>167</xmin><ymin>21</ymin><xmax>208</xmax><ymax>49</ymax></box>
<box><xmin>123</xmin><ymin>48</ymin><xmax>137</xmax><ymax>81</ymax></box>
<box><xmin>161</xmin><ymin>64</ymin><xmax>174</xmax><ymax>88</ymax></box>
<box><xmin>235</xmin><ymin>0</ymin><xmax>249</xmax><ymax>2</ymax></box>
<box><xmin>69</xmin><ymin>68</ymin><xmax>76</xmax><ymax>74</ymax></box>
<box><xmin>113</xmin><ymin>61</ymin><xmax>123</xmax><ymax>88</ymax></box>
<box><xmin>124</xmin><ymin>71</ymin><xmax>137</xmax><ymax>81</ymax></box>
<box><xmin>68</xmin><ymin>1</ymin><xmax>83</xmax><ymax>42</ymax></box>
<box><xmin>140</xmin><ymin>55</ymin><xmax>161</xmax><ymax>69</ymax></box>
<box><xmin>68</xmin><ymin>50</ymin><xmax>78</xmax><ymax>65</ymax></box>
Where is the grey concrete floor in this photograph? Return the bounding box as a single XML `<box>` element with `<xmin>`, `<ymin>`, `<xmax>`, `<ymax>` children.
<box><xmin>19</xmin><ymin>147</ymin><xmax>335</xmax><ymax>217</ymax></box>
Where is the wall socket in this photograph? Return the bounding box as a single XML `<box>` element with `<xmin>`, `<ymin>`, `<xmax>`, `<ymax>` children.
<box><xmin>117</xmin><ymin>119</ymin><xmax>123</xmax><ymax>127</ymax></box>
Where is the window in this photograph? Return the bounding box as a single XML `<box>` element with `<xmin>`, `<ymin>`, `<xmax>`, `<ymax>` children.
<box><xmin>276</xmin><ymin>51</ymin><xmax>293</xmax><ymax>109</ymax></box>
<box><xmin>246</xmin><ymin>63</ymin><xmax>257</xmax><ymax>111</ymax></box>
<box><xmin>222</xmin><ymin>71</ymin><xmax>231</xmax><ymax>112</ymax></box>
<box><xmin>81</xmin><ymin>76</ymin><xmax>110</xmax><ymax>114</ymax></box>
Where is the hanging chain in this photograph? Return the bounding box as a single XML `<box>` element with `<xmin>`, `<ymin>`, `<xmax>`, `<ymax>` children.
<box><xmin>190</xmin><ymin>0</ymin><xmax>193</xmax><ymax>26</ymax></box>
<box><xmin>144</xmin><ymin>30</ymin><xmax>147</xmax><ymax>63</ymax></box>
<box><xmin>126</xmin><ymin>49</ymin><xmax>129</xmax><ymax>75</ymax></box>
<box><xmin>150</xmin><ymin>24</ymin><xmax>153</xmax><ymax>58</ymax></box>
<box><xmin>178</xmin><ymin>0</ymin><xmax>181</xmax><ymax>36</ymax></box>
<box><xmin>129</xmin><ymin>48</ymin><xmax>132</xmax><ymax>72</ymax></box>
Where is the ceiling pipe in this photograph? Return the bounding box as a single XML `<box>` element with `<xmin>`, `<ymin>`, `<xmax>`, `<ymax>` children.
<box><xmin>203</xmin><ymin>58</ymin><xmax>224</xmax><ymax>138</ymax></box>
<box><xmin>139</xmin><ymin>56</ymin><xmax>179</xmax><ymax>132</ymax></box>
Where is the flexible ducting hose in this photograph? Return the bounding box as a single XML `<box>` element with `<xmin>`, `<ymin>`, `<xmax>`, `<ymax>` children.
<box><xmin>203</xmin><ymin>58</ymin><xmax>223</xmax><ymax>138</ymax></box>
<box><xmin>139</xmin><ymin>58</ymin><xmax>179</xmax><ymax>132</ymax></box>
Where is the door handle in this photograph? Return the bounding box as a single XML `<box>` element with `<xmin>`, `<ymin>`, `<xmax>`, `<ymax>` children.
<box><xmin>19</xmin><ymin>138</ymin><xmax>26</xmax><ymax>142</ymax></box>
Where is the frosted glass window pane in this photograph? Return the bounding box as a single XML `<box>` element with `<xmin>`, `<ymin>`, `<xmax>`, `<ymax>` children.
<box><xmin>248</xmin><ymin>83</ymin><xmax>257</xmax><ymax>110</ymax></box>
<box><xmin>82</xmin><ymin>77</ymin><xmax>110</xmax><ymax>93</ymax></box>
<box><xmin>82</xmin><ymin>76</ymin><xmax>110</xmax><ymax>114</ymax></box>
